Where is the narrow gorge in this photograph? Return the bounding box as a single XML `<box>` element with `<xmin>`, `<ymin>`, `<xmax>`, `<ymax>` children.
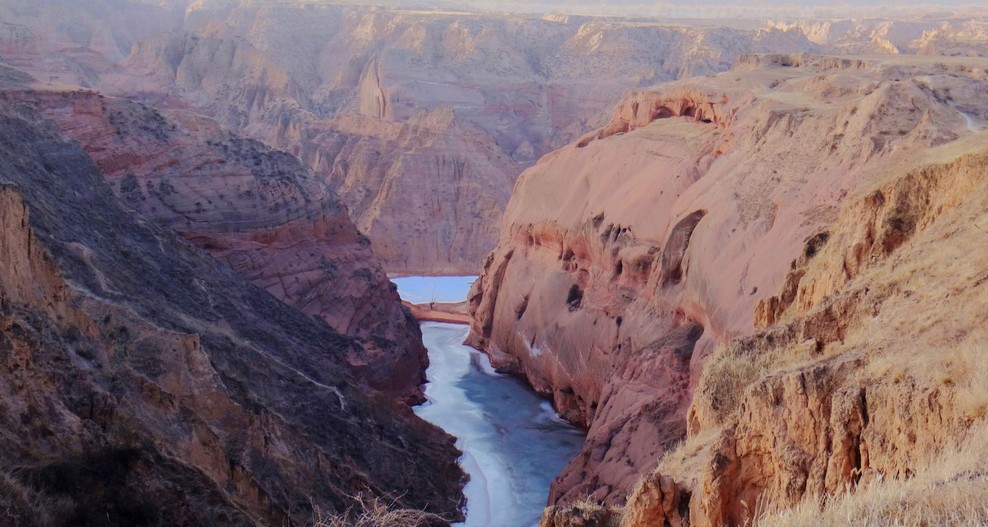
<box><xmin>1</xmin><ymin>2</ymin><xmax>988</xmax><ymax>527</ymax></box>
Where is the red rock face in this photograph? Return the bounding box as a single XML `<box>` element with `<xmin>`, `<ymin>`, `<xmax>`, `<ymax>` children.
<box><xmin>468</xmin><ymin>54</ymin><xmax>987</xmax><ymax>505</ymax></box>
<box><xmin>1</xmin><ymin>87</ymin><xmax>427</xmax><ymax>403</ymax></box>
<box><xmin>0</xmin><ymin>1</ymin><xmax>847</xmax><ymax>274</ymax></box>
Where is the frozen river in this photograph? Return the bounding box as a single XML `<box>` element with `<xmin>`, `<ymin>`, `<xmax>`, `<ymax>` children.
<box><xmin>414</xmin><ymin>323</ymin><xmax>584</xmax><ymax>527</ymax></box>
<box><xmin>397</xmin><ymin>277</ymin><xmax>584</xmax><ymax>527</ymax></box>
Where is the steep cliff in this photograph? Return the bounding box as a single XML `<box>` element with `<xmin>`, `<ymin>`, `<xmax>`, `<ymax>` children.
<box><xmin>0</xmin><ymin>102</ymin><xmax>463</xmax><ymax>525</ymax></box>
<box><xmin>622</xmin><ymin>140</ymin><xmax>988</xmax><ymax>527</ymax></box>
<box><xmin>0</xmin><ymin>85</ymin><xmax>429</xmax><ymax>402</ymax></box>
<box><xmin>467</xmin><ymin>54</ymin><xmax>988</xmax><ymax>511</ymax></box>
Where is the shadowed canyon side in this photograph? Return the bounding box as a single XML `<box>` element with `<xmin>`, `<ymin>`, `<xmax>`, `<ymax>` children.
<box><xmin>0</xmin><ymin>85</ymin><xmax>427</xmax><ymax>403</ymax></box>
<box><xmin>466</xmin><ymin>54</ymin><xmax>988</xmax><ymax>521</ymax></box>
<box><xmin>0</xmin><ymin>101</ymin><xmax>463</xmax><ymax>525</ymax></box>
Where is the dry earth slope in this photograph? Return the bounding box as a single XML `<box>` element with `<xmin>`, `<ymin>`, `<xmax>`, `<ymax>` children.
<box><xmin>0</xmin><ymin>84</ymin><xmax>428</xmax><ymax>403</ymax></box>
<box><xmin>0</xmin><ymin>81</ymin><xmax>463</xmax><ymax>525</ymax></box>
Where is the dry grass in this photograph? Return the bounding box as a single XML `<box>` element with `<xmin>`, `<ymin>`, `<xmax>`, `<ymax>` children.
<box><xmin>541</xmin><ymin>497</ymin><xmax>622</xmax><ymax>527</ymax></box>
<box><xmin>693</xmin><ymin>345</ymin><xmax>773</xmax><ymax>426</ymax></box>
<box><xmin>942</xmin><ymin>340</ymin><xmax>988</xmax><ymax>420</ymax></box>
<box><xmin>756</xmin><ymin>421</ymin><xmax>988</xmax><ymax>527</ymax></box>
<box><xmin>756</xmin><ymin>478</ymin><xmax>988</xmax><ymax>527</ymax></box>
<box><xmin>866</xmin><ymin>332</ymin><xmax>988</xmax><ymax>421</ymax></box>
<box><xmin>312</xmin><ymin>499</ymin><xmax>449</xmax><ymax>527</ymax></box>
<box><xmin>654</xmin><ymin>426</ymin><xmax>722</xmax><ymax>489</ymax></box>
<box><xmin>0</xmin><ymin>468</ymin><xmax>74</xmax><ymax>526</ymax></box>
<box><xmin>693</xmin><ymin>334</ymin><xmax>825</xmax><ymax>429</ymax></box>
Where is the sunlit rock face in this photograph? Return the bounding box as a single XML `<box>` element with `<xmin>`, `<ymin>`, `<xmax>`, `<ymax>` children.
<box><xmin>467</xmin><ymin>53</ymin><xmax>988</xmax><ymax>507</ymax></box>
<box><xmin>3</xmin><ymin>3</ymin><xmax>987</xmax><ymax>274</ymax></box>
<box><xmin>0</xmin><ymin>0</ymin><xmax>846</xmax><ymax>273</ymax></box>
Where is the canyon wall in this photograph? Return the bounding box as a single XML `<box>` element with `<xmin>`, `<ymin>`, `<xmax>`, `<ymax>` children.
<box><xmin>0</xmin><ymin>98</ymin><xmax>463</xmax><ymax>525</ymax></box>
<box><xmin>1</xmin><ymin>84</ymin><xmax>427</xmax><ymax>402</ymax></box>
<box><xmin>467</xmin><ymin>53</ymin><xmax>988</xmax><ymax>517</ymax></box>
<box><xmin>113</xmin><ymin>4</ymin><xmax>823</xmax><ymax>272</ymax></box>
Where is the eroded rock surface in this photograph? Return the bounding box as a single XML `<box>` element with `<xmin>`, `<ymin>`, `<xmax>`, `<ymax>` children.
<box><xmin>5</xmin><ymin>3</ymin><xmax>987</xmax><ymax>274</ymax></box>
<box><xmin>467</xmin><ymin>54</ymin><xmax>988</xmax><ymax>509</ymax></box>
<box><xmin>0</xmin><ymin>85</ymin><xmax>427</xmax><ymax>402</ymax></box>
<box><xmin>0</xmin><ymin>1</ymin><xmax>882</xmax><ymax>273</ymax></box>
<box><xmin>0</xmin><ymin>101</ymin><xmax>463</xmax><ymax>524</ymax></box>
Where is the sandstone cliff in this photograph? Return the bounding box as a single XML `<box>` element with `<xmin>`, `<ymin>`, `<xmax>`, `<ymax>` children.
<box><xmin>0</xmin><ymin>101</ymin><xmax>463</xmax><ymax>525</ymax></box>
<box><xmin>0</xmin><ymin>85</ymin><xmax>428</xmax><ymax>403</ymax></box>
<box><xmin>466</xmin><ymin>54</ymin><xmax>988</xmax><ymax>518</ymax></box>
<box><xmin>113</xmin><ymin>6</ymin><xmax>821</xmax><ymax>273</ymax></box>
<box><xmin>616</xmin><ymin>137</ymin><xmax>988</xmax><ymax>527</ymax></box>
<box><xmin>5</xmin><ymin>4</ymin><xmax>988</xmax><ymax>276</ymax></box>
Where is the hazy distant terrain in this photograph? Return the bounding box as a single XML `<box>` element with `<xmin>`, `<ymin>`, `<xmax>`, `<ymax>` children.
<box><xmin>2</xmin><ymin>0</ymin><xmax>986</xmax><ymax>275</ymax></box>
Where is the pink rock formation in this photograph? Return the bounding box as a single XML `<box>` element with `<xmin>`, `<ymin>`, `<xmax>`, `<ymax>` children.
<box><xmin>4</xmin><ymin>4</ymin><xmax>988</xmax><ymax>275</ymax></box>
<box><xmin>468</xmin><ymin>53</ymin><xmax>988</xmax><ymax>507</ymax></box>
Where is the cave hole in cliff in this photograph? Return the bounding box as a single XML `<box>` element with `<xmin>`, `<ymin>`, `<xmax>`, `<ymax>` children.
<box><xmin>804</xmin><ymin>231</ymin><xmax>830</xmax><ymax>259</ymax></box>
<box><xmin>652</xmin><ymin>106</ymin><xmax>675</xmax><ymax>120</ymax></box>
<box><xmin>566</xmin><ymin>285</ymin><xmax>584</xmax><ymax>311</ymax></box>
<box><xmin>660</xmin><ymin>210</ymin><xmax>708</xmax><ymax>287</ymax></box>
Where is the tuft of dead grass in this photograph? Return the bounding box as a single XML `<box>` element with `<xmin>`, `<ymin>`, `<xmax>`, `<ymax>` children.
<box><xmin>0</xmin><ymin>467</ymin><xmax>74</xmax><ymax>526</ymax></box>
<box><xmin>654</xmin><ymin>426</ymin><xmax>722</xmax><ymax>490</ymax></box>
<box><xmin>694</xmin><ymin>345</ymin><xmax>772</xmax><ymax>426</ymax></box>
<box><xmin>867</xmin><ymin>332</ymin><xmax>988</xmax><ymax>421</ymax></box>
<box><xmin>312</xmin><ymin>498</ymin><xmax>450</xmax><ymax>527</ymax></box>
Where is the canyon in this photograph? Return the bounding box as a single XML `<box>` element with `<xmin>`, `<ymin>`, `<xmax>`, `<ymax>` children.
<box><xmin>1</xmin><ymin>1</ymin><xmax>988</xmax><ymax>526</ymax></box>
<box><xmin>13</xmin><ymin>1</ymin><xmax>987</xmax><ymax>273</ymax></box>
<box><xmin>0</xmin><ymin>85</ymin><xmax>427</xmax><ymax>403</ymax></box>
<box><xmin>0</xmin><ymin>83</ymin><xmax>463</xmax><ymax>523</ymax></box>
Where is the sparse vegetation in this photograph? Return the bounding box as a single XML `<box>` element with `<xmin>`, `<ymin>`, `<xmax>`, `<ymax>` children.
<box><xmin>694</xmin><ymin>345</ymin><xmax>768</xmax><ymax>425</ymax></box>
<box><xmin>312</xmin><ymin>499</ymin><xmax>449</xmax><ymax>527</ymax></box>
<box><xmin>755</xmin><ymin>422</ymin><xmax>988</xmax><ymax>527</ymax></box>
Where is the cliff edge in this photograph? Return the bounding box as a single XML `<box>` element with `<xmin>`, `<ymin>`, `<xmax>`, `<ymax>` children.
<box><xmin>467</xmin><ymin>53</ymin><xmax>988</xmax><ymax>524</ymax></box>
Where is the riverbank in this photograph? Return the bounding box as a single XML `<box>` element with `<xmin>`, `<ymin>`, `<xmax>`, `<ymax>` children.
<box><xmin>404</xmin><ymin>300</ymin><xmax>471</xmax><ymax>325</ymax></box>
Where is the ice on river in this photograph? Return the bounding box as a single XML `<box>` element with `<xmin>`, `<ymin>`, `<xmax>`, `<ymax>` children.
<box><xmin>414</xmin><ymin>323</ymin><xmax>584</xmax><ymax>527</ymax></box>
